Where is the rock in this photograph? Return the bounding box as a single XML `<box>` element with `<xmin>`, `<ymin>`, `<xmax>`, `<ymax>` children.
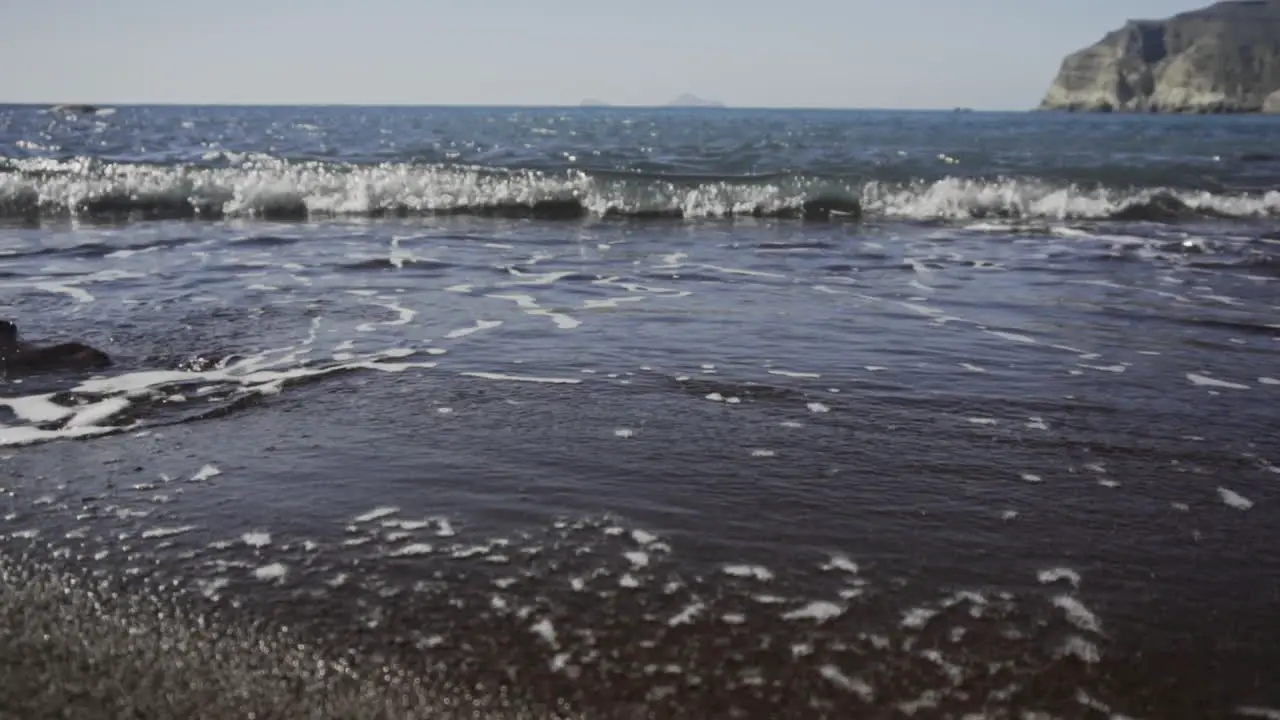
<box><xmin>1264</xmin><ymin>89</ymin><xmax>1280</xmax><ymax>113</ymax></box>
<box><xmin>1040</xmin><ymin>0</ymin><xmax>1280</xmax><ymax>113</ymax></box>
<box><xmin>0</xmin><ymin>320</ymin><xmax>112</xmax><ymax>376</ymax></box>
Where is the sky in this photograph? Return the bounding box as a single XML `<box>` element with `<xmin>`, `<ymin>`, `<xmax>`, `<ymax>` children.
<box><xmin>0</xmin><ymin>0</ymin><xmax>1213</xmax><ymax>110</ymax></box>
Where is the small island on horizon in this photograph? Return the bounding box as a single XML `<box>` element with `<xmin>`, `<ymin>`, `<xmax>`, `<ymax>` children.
<box><xmin>577</xmin><ymin>94</ymin><xmax>727</xmax><ymax>109</ymax></box>
<box><xmin>664</xmin><ymin>93</ymin><xmax>726</xmax><ymax>108</ymax></box>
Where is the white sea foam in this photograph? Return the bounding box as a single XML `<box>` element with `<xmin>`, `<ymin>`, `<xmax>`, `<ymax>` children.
<box><xmin>487</xmin><ymin>293</ymin><xmax>581</xmax><ymax>330</ymax></box>
<box><xmin>702</xmin><ymin>264</ymin><xmax>786</xmax><ymax>279</ymax></box>
<box><xmin>767</xmin><ymin>369</ymin><xmax>822</xmax><ymax>379</ymax></box>
<box><xmin>196</xmin><ymin>577</ymin><xmax>230</xmax><ymax>599</ymax></box>
<box><xmin>33</xmin><ymin>281</ymin><xmax>95</xmax><ymax>303</ymax></box>
<box><xmin>253</xmin><ymin>562</ymin><xmax>288</xmax><ymax>582</ymax></box>
<box><xmin>818</xmin><ymin>665</ymin><xmax>874</xmax><ymax>701</ymax></box>
<box><xmin>0</xmin><ymin>338</ymin><xmax>438</xmax><ymax>447</ymax></box>
<box><xmin>581</xmin><ymin>295</ymin><xmax>646</xmax><ymax>310</ymax></box>
<box><xmin>820</xmin><ymin>554</ymin><xmax>859</xmax><ymax>574</ymax></box>
<box><xmin>1187</xmin><ymin>372</ymin><xmax>1250</xmax><ymax>390</ymax></box>
<box><xmin>445</xmin><ymin>319</ymin><xmax>503</xmax><ymax>339</ymax></box>
<box><xmin>782</xmin><ymin>601</ymin><xmax>845</xmax><ymax>623</ymax></box>
<box><xmin>1059</xmin><ymin>636</ymin><xmax>1102</xmax><ymax>664</ymax></box>
<box><xmin>1037</xmin><ymin>567</ymin><xmax>1081</xmax><ymax>588</ymax></box>
<box><xmin>1</xmin><ymin>396</ymin><xmax>76</xmax><ymax>424</ymax></box>
<box><xmin>668</xmin><ymin>602</ymin><xmax>705</xmax><ymax>627</ymax></box>
<box><xmin>499</xmin><ymin>268</ymin><xmax>578</xmax><ymax>287</ymax></box>
<box><xmin>5</xmin><ymin>158</ymin><xmax>1277</xmax><ymax>223</ymax></box>
<box><xmin>901</xmin><ymin>607</ymin><xmax>938</xmax><ymax>630</ymax></box>
<box><xmin>63</xmin><ymin>397</ymin><xmax>132</xmax><ymax>428</ymax></box>
<box><xmin>722</xmin><ymin>564</ymin><xmax>775</xmax><ymax>581</ymax></box>
<box><xmin>242</xmin><ymin>531</ymin><xmax>271</xmax><ymax>548</ymax></box>
<box><xmin>1080</xmin><ymin>363</ymin><xmax>1126</xmax><ymax>373</ymax></box>
<box><xmin>390</xmin><ymin>543</ymin><xmax>434</xmax><ymax>557</ymax></box>
<box><xmin>460</xmin><ymin>371</ymin><xmax>581</xmax><ymax>384</ymax></box>
<box><xmin>353</xmin><ymin>506</ymin><xmax>399</xmax><ymax>523</ymax></box>
<box><xmin>191</xmin><ymin>464</ymin><xmax>221</xmax><ymax>482</ymax></box>
<box><xmin>1218</xmin><ymin>487</ymin><xmax>1254</xmax><ymax>510</ymax></box>
<box><xmin>985</xmin><ymin>330</ymin><xmax>1037</xmax><ymax>345</ymax></box>
<box><xmin>141</xmin><ymin>525</ymin><xmax>197</xmax><ymax>539</ymax></box>
<box><xmin>1053</xmin><ymin>595</ymin><xmax>1102</xmax><ymax>634</ymax></box>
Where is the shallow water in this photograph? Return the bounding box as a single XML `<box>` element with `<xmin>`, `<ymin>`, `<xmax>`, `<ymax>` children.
<box><xmin>2</xmin><ymin>104</ymin><xmax>1279</xmax><ymax>718</ymax></box>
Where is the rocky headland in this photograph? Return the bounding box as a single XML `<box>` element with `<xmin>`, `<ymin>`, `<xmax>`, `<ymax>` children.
<box><xmin>1040</xmin><ymin>0</ymin><xmax>1280</xmax><ymax>113</ymax></box>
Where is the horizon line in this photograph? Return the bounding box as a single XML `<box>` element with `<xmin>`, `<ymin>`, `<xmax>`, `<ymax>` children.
<box><xmin>1</xmin><ymin>100</ymin><xmax>1034</xmax><ymax>113</ymax></box>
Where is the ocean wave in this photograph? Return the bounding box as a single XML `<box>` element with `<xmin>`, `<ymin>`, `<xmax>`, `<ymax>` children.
<box><xmin>1</xmin><ymin>157</ymin><xmax>1277</xmax><ymax>224</ymax></box>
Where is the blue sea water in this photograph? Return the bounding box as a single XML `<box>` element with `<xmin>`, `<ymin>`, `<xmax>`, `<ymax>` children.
<box><xmin>1</xmin><ymin>104</ymin><xmax>1279</xmax><ymax>718</ymax></box>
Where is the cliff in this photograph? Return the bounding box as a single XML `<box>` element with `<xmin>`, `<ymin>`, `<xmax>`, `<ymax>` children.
<box><xmin>1040</xmin><ymin>0</ymin><xmax>1280</xmax><ymax>113</ymax></box>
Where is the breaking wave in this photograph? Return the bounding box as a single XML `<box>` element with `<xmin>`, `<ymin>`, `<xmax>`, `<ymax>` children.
<box><xmin>2</xmin><ymin>156</ymin><xmax>1278</xmax><ymax>224</ymax></box>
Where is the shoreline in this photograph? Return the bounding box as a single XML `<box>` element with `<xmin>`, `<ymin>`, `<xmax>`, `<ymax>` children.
<box><xmin>0</xmin><ymin>548</ymin><xmax>566</xmax><ymax>720</ymax></box>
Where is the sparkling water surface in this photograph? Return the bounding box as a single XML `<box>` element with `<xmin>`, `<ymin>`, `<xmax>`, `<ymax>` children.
<box><xmin>1</xmin><ymin>104</ymin><xmax>1279</xmax><ymax>719</ymax></box>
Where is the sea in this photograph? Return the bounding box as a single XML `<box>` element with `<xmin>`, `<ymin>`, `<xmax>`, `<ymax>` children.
<box><xmin>1</xmin><ymin>104</ymin><xmax>1278</xmax><ymax>720</ymax></box>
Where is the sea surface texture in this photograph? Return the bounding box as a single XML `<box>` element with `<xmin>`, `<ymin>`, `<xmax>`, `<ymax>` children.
<box><xmin>1</xmin><ymin>105</ymin><xmax>1279</xmax><ymax>719</ymax></box>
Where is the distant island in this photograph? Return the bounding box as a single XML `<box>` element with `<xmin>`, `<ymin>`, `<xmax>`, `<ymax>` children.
<box><xmin>1040</xmin><ymin>0</ymin><xmax>1280</xmax><ymax>113</ymax></box>
<box><xmin>575</xmin><ymin>94</ymin><xmax>726</xmax><ymax>109</ymax></box>
<box><xmin>665</xmin><ymin>93</ymin><xmax>726</xmax><ymax>108</ymax></box>
<box><xmin>47</xmin><ymin>104</ymin><xmax>101</xmax><ymax>114</ymax></box>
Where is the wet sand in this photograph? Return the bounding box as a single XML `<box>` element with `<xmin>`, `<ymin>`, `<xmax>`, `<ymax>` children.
<box><xmin>3</xmin><ymin>369</ymin><xmax>1278</xmax><ymax>719</ymax></box>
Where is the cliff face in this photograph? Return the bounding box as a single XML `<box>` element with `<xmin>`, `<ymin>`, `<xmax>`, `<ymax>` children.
<box><xmin>1040</xmin><ymin>0</ymin><xmax>1280</xmax><ymax>113</ymax></box>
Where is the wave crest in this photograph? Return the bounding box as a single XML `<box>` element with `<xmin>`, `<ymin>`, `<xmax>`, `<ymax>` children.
<box><xmin>1</xmin><ymin>157</ymin><xmax>1277</xmax><ymax>224</ymax></box>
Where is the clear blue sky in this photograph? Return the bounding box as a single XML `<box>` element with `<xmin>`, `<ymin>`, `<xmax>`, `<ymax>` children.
<box><xmin>0</xmin><ymin>0</ymin><xmax>1210</xmax><ymax>109</ymax></box>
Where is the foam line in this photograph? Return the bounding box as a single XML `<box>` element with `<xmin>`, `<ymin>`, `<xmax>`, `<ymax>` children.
<box><xmin>0</xmin><ymin>344</ymin><xmax>439</xmax><ymax>448</ymax></box>
<box><xmin>460</xmin><ymin>371</ymin><xmax>582</xmax><ymax>385</ymax></box>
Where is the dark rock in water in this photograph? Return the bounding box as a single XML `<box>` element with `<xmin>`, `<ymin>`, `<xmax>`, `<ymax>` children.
<box><xmin>1040</xmin><ymin>0</ymin><xmax>1280</xmax><ymax>113</ymax></box>
<box><xmin>0</xmin><ymin>320</ymin><xmax>111</xmax><ymax>376</ymax></box>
